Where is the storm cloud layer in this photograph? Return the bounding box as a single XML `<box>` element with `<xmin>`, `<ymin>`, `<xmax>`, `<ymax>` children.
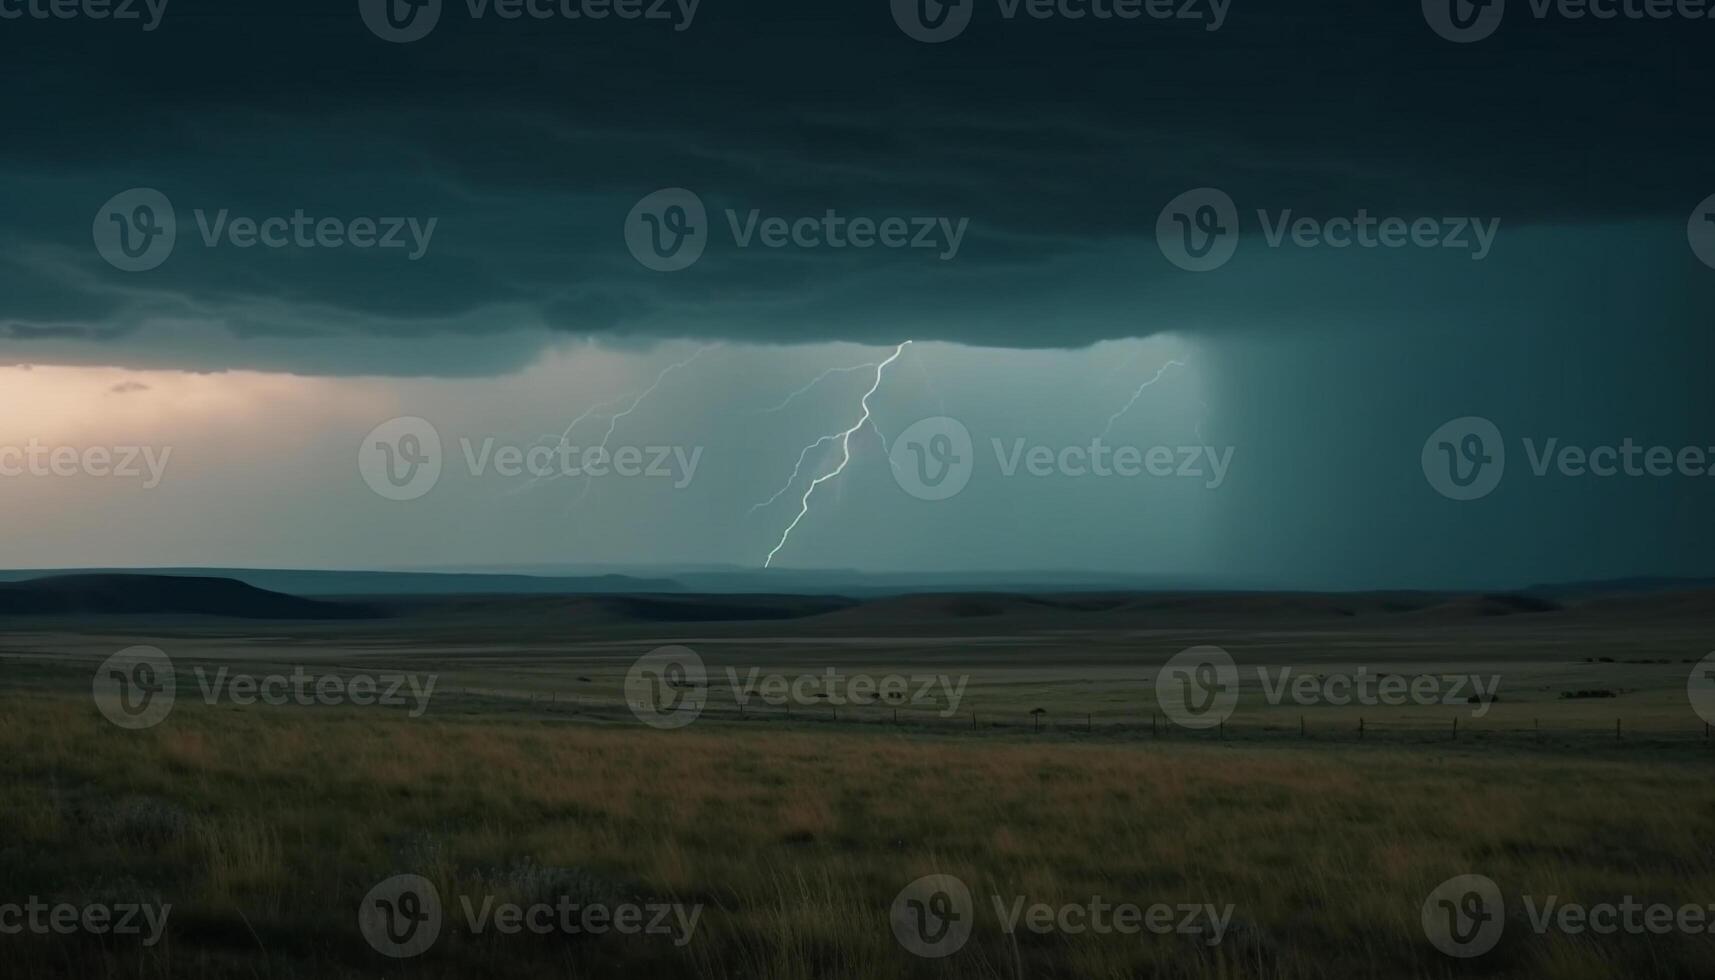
<box><xmin>2</xmin><ymin>0</ymin><xmax>1712</xmax><ymax>374</ymax></box>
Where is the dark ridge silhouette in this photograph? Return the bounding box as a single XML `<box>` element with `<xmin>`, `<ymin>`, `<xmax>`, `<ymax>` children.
<box><xmin>0</xmin><ymin>575</ymin><xmax>384</xmax><ymax>620</ymax></box>
<box><xmin>393</xmin><ymin>593</ymin><xmax>858</xmax><ymax>624</ymax></box>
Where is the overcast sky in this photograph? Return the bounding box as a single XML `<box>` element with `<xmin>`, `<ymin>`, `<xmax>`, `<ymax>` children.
<box><xmin>1</xmin><ymin>1</ymin><xmax>1711</xmax><ymax>587</ymax></box>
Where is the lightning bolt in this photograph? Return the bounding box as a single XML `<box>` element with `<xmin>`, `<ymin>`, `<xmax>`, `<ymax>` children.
<box><xmin>512</xmin><ymin>394</ymin><xmax>636</xmax><ymax>492</ymax></box>
<box><xmin>763</xmin><ymin>341</ymin><xmax>910</xmax><ymax>568</ymax></box>
<box><xmin>752</xmin><ymin>361</ymin><xmax>880</xmax><ymax>415</ymax></box>
<box><xmin>574</xmin><ymin>344</ymin><xmax>716</xmax><ymax>501</ymax></box>
<box><xmin>750</xmin><ymin>433</ymin><xmax>841</xmax><ymax>515</ymax></box>
<box><xmin>1098</xmin><ymin>358</ymin><xmax>1187</xmax><ymax>442</ymax></box>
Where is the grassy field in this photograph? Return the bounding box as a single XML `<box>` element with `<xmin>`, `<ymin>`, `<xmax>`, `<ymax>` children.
<box><xmin>3</xmin><ymin>594</ymin><xmax>1713</xmax><ymax>977</ymax></box>
<box><xmin>3</xmin><ymin>688</ymin><xmax>1714</xmax><ymax>978</ymax></box>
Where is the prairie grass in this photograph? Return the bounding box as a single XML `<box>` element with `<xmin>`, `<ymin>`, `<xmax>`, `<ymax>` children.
<box><xmin>1</xmin><ymin>693</ymin><xmax>1712</xmax><ymax>978</ymax></box>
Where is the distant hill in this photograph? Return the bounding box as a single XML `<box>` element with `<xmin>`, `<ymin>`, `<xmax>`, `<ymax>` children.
<box><xmin>0</xmin><ymin>568</ymin><xmax>685</xmax><ymax>597</ymax></box>
<box><xmin>0</xmin><ymin>575</ymin><xmax>383</xmax><ymax>620</ymax></box>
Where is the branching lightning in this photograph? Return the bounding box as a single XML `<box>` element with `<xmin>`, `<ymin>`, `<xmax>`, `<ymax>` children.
<box><xmin>510</xmin><ymin>394</ymin><xmax>631</xmax><ymax>496</ymax></box>
<box><xmin>752</xmin><ymin>361</ymin><xmax>880</xmax><ymax>415</ymax></box>
<box><xmin>574</xmin><ymin>344</ymin><xmax>716</xmax><ymax>501</ymax></box>
<box><xmin>763</xmin><ymin>341</ymin><xmax>911</xmax><ymax>568</ymax></box>
<box><xmin>1098</xmin><ymin>358</ymin><xmax>1187</xmax><ymax>442</ymax></box>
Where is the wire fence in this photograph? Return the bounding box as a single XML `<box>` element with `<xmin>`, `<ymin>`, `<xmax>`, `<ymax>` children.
<box><xmin>432</xmin><ymin>687</ymin><xmax>1715</xmax><ymax>746</ymax></box>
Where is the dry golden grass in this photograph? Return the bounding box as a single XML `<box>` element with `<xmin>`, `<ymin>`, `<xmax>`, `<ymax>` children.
<box><xmin>1</xmin><ymin>692</ymin><xmax>1713</xmax><ymax>978</ymax></box>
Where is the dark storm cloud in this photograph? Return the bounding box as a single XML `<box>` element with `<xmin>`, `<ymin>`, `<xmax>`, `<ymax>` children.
<box><xmin>0</xmin><ymin>0</ymin><xmax>1711</xmax><ymax>373</ymax></box>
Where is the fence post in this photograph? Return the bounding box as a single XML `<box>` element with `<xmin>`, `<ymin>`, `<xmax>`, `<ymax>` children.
<box><xmin>1152</xmin><ymin>713</ymin><xmax>1158</xmax><ymax>738</ymax></box>
<box><xmin>1452</xmin><ymin>717</ymin><xmax>1458</xmax><ymax>741</ymax></box>
<box><xmin>1300</xmin><ymin>715</ymin><xmax>1306</xmax><ymax>738</ymax></box>
<box><xmin>973</xmin><ymin>712</ymin><xmax>978</xmax><ymax>730</ymax></box>
<box><xmin>1358</xmin><ymin>717</ymin><xmax>1365</xmax><ymax>740</ymax></box>
<box><xmin>1087</xmin><ymin>713</ymin><xmax>1092</xmax><ymax>733</ymax></box>
<box><xmin>1616</xmin><ymin>718</ymin><xmax>1621</xmax><ymax>742</ymax></box>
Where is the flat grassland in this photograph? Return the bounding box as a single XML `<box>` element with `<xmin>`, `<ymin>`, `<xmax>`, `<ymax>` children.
<box><xmin>2</xmin><ymin>590</ymin><xmax>1713</xmax><ymax>978</ymax></box>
